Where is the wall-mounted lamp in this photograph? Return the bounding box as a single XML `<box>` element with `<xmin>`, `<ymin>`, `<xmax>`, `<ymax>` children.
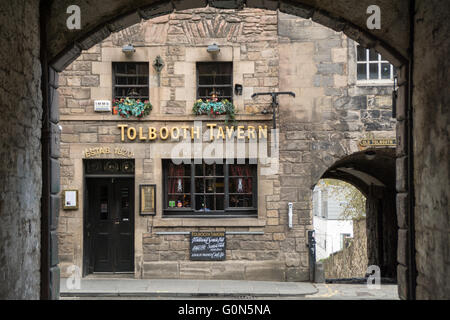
<box><xmin>122</xmin><ymin>43</ymin><xmax>135</xmax><ymax>56</ymax></box>
<box><xmin>153</xmin><ymin>55</ymin><xmax>165</xmax><ymax>73</ymax></box>
<box><xmin>234</xmin><ymin>84</ymin><xmax>243</xmax><ymax>96</ymax></box>
<box><xmin>364</xmin><ymin>150</ymin><xmax>377</xmax><ymax>160</ymax></box>
<box><xmin>207</xmin><ymin>43</ymin><xmax>220</xmax><ymax>54</ymax></box>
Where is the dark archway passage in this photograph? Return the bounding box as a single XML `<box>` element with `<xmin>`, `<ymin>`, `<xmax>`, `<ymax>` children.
<box><xmin>319</xmin><ymin>148</ymin><xmax>397</xmax><ymax>280</ymax></box>
<box><xmin>38</xmin><ymin>1</ymin><xmax>412</xmax><ymax>300</ymax></box>
<box><xmin>40</xmin><ymin>0</ymin><xmax>412</xmax><ymax>300</ymax></box>
<box><xmin>2</xmin><ymin>0</ymin><xmax>449</xmax><ymax>300</ymax></box>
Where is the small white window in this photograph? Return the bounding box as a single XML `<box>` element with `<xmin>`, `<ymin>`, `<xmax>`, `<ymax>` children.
<box><xmin>356</xmin><ymin>45</ymin><xmax>396</xmax><ymax>84</ymax></box>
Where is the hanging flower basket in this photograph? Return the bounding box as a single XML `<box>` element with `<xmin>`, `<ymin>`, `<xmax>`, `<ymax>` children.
<box><xmin>192</xmin><ymin>98</ymin><xmax>236</xmax><ymax>123</ymax></box>
<box><xmin>112</xmin><ymin>98</ymin><xmax>153</xmax><ymax>118</ymax></box>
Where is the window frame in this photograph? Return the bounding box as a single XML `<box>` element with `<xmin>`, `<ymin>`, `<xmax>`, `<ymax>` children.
<box><xmin>112</xmin><ymin>62</ymin><xmax>150</xmax><ymax>101</ymax></box>
<box><xmin>196</xmin><ymin>62</ymin><xmax>233</xmax><ymax>102</ymax></box>
<box><xmin>162</xmin><ymin>159</ymin><xmax>257</xmax><ymax>218</ymax></box>
<box><xmin>355</xmin><ymin>44</ymin><xmax>395</xmax><ymax>85</ymax></box>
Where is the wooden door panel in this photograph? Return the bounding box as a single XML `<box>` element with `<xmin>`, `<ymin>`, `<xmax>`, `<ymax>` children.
<box><xmin>114</xmin><ymin>180</ymin><xmax>134</xmax><ymax>272</ymax></box>
<box><xmin>94</xmin><ymin>233</ymin><xmax>112</xmax><ymax>272</ymax></box>
<box><xmin>87</xmin><ymin>178</ymin><xmax>134</xmax><ymax>274</ymax></box>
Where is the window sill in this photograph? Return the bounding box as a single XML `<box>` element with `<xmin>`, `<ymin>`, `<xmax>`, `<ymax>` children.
<box><xmin>356</xmin><ymin>81</ymin><xmax>394</xmax><ymax>87</ymax></box>
<box><xmin>152</xmin><ymin>216</ymin><xmax>266</xmax><ymax>227</ymax></box>
<box><xmin>60</xmin><ymin>114</ymin><xmax>273</xmax><ymax>122</ymax></box>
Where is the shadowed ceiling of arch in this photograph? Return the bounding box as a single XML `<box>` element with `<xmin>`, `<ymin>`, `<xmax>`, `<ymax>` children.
<box><xmin>47</xmin><ymin>0</ymin><xmax>409</xmax><ymax>70</ymax></box>
<box><xmin>320</xmin><ymin>148</ymin><xmax>396</xmax><ymax>196</ymax></box>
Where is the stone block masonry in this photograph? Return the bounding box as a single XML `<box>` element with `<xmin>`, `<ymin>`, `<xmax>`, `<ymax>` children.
<box><xmin>0</xmin><ymin>0</ymin><xmax>42</xmax><ymax>299</ymax></box>
<box><xmin>322</xmin><ymin>219</ymin><xmax>368</xmax><ymax>279</ymax></box>
<box><xmin>57</xmin><ymin>7</ymin><xmax>396</xmax><ymax>282</ymax></box>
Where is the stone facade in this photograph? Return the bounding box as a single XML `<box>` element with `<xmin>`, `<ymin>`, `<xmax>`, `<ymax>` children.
<box><xmin>322</xmin><ymin>218</ymin><xmax>368</xmax><ymax>279</ymax></box>
<box><xmin>0</xmin><ymin>0</ymin><xmax>42</xmax><ymax>299</ymax></box>
<box><xmin>412</xmin><ymin>1</ymin><xmax>450</xmax><ymax>300</ymax></box>
<box><xmin>57</xmin><ymin>8</ymin><xmax>396</xmax><ymax>282</ymax></box>
<box><xmin>0</xmin><ymin>0</ymin><xmax>448</xmax><ymax>300</ymax></box>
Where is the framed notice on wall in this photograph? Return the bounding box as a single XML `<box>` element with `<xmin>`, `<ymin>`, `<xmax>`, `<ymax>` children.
<box><xmin>140</xmin><ymin>184</ymin><xmax>156</xmax><ymax>215</ymax></box>
<box><xmin>190</xmin><ymin>232</ymin><xmax>226</xmax><ymax>261</ymax></box>
<box><xmin>63</xmin><ymin>190</ymin><xmax>78</xmax><ymax>210</ymax></box>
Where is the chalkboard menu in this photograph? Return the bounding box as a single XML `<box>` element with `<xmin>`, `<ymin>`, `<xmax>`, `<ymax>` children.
<box><xmin>190</xmin><ymin>232</ymin><xmax>226</xmax><ymax>261</ymax></box>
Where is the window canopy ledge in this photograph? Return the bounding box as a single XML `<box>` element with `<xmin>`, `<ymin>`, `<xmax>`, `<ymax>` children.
<box><xmin>152</xmin><ymin>217</ymin><xmax>266</xmax><ymax>227</ymax></box>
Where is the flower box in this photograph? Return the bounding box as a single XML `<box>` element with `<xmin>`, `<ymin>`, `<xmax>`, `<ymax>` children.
<box><xmin>112</xmin><ymin>98</ymin><xmax>152</xmax><ymax>118</ymax></box>
<box><xmin>192</xmin><ymin>98</ymin><xmax>236</xmax><ymax>123</ymax></box>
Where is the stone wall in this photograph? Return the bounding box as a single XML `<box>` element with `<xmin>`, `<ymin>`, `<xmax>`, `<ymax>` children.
<box><xmin>0</xmin><ymin>0</ymin><xmax>42</xmax><ymax>299</ymax></box>
<box><xmin>276</xmin><ymin>12</ymin><xmax>395</xmax><ymax>281</ymax></box>
<box><xmin>277</xmin><ymin>12</ymin><xmax>395</xmax><ymax>186</ymax></box>
<box><xmin>413</xmin><ymin>0</ymin><xmax>450</xmax><ymax>299</ymax></box>
<box><xmin>365</xmin><ymin>185</ymin><xmax>398</xmax><ymax>279</ymax></box>
<box><xmin>322</xmin><ymin>218</ymin><xmax>368</xmax><ymax>279</ymax></box>
<box><xmin>57</xmin><ymin>8</ymin><xmax>396</xmax><ymax>282</ymax></box>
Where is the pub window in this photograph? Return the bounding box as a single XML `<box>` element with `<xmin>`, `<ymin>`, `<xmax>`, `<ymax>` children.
<box><xmin>163</xmin><ymin>159</ymin><xmax>257</xmax><ymax>217</ymax></box>
<box><xmin>356</xmin><ymin>45</ymin><xmax>396</xmax><ymax>82</ymax></box>
<box><xmin>113</xmin><ymin>62</ymin><xmax>149</xmax><ymax>100</ymax></box>
<box><xmin>197</xmin><ymin>62</ymin><xmax>233</xmax><ymax>102</ymax></box>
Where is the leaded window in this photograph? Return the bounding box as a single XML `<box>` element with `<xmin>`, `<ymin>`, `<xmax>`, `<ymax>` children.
<box><xmin>197</xmin><ymin>62</ymin><xmax>233</xmax><ymax>102</ymax></box>
<box><xmin>163</xmin><ymin>159</ymin><xmax>257</xmax><ymax>217</ymax></box>
<box><xmin>113</xmin><ymin>62</ymin><xmax>149</xmax><ymax>100</ymax></box>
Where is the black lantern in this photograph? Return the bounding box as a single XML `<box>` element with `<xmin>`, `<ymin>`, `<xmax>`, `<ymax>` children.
<box><xmin>234</xmin><ymin>84</ymin><xmax>243</xmax><ymax>96</ymax></box>
<box><xmin>153</xmin><ymin>55</ymin><xmax>164</xmax><ymax>73</ymax></box>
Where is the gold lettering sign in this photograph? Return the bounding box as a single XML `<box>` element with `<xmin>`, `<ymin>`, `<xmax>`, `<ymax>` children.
<box><xmin>117</xmin><ymin>124</ymin><xmax>268</xmax><ymax>142</ymax></box>
<box><xmin>359</xmin><ymin>138</ymin><xmax>396</xmax><ymax>147</ymax></box>
<box><xmin>83</xmin><ymin>146</ymin><xmax>134</xmax><ymax>158</ymax></box>
<box><xmin>359</xmin><ymin>133</ymin><xmax>396</xmax><ymax>148</ymax></box>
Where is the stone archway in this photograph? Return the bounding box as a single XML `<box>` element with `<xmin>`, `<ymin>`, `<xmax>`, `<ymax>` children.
<box><xmin>48</xmin><ymin>0</ymin><xmax>409</xmax><ymax>70</ymax></box>
<box><xmin>39</xmin><ymin>0</ymin><xmax>412</xmax><ymax>300</ymax></box>
<box><xmin>10</xmin><ymin>0</ymin><xmax>450</xmax><ymax>300</ymax></box>
<box><xmin>318</xmin><ymin>148</ymin><xmax>398</xmax><ymax>280</ymax></box>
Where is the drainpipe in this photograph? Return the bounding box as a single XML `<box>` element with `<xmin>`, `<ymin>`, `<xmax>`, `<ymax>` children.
<box><xmin>407</xmin><ymin>0</ymin><xmax>417</xmax><ymax>300</ymax></box>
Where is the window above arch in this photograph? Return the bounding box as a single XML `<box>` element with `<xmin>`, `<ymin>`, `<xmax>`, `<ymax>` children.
<box><xmin>356</xmin><ymin>45</ymin><xmax>397</xmax><ymax>85</ymax></box>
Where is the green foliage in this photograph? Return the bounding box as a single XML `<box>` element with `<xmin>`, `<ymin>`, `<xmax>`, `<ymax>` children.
<box><xmin>192</xmin><ymin>98</ymin><xmax>236</xmax><ymax>124</ymax></box>
<box><xmin>318</xmin><ymin>179</ymin><xmax>366</xmax><ymax>220</ymax></box>
<box><xmin>113</xmin><ymin>98</ymin><xmax>152</xmax><ymax>118</ymax></box>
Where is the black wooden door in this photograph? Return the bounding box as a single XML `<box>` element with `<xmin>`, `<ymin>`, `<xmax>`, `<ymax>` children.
<box><xmin>87</xmin><ymin>178</ymin><xmax>134</xmax><ymax>273</ymax></box>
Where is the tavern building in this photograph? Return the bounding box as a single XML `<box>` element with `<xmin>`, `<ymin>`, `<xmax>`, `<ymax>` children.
<box><xmin>57</xmin><ymin>7</ymin><xmax>397</xmax><ymax>281</ymax></box>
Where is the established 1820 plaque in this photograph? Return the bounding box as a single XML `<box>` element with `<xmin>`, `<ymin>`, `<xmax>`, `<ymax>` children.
<box><xmin>190</xmin><ymin>232</ymin><xmax>226</xmax><ymax>261</ymax></box>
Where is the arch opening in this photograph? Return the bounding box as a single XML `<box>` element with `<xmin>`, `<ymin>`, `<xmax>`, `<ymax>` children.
<box><xmin>313</xmin><ymin>148</ymin><xmax>398</xmax><ymax>282</ymax></box>
<box><xmin>48</xmin><ymin>0</ymin><xmax>409</xmax><ymax>71</ymax></box>
<box><xmin>38</xmin><ymin>0</ymin><xmax>412</xmax><ymax>299</ymax></box>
